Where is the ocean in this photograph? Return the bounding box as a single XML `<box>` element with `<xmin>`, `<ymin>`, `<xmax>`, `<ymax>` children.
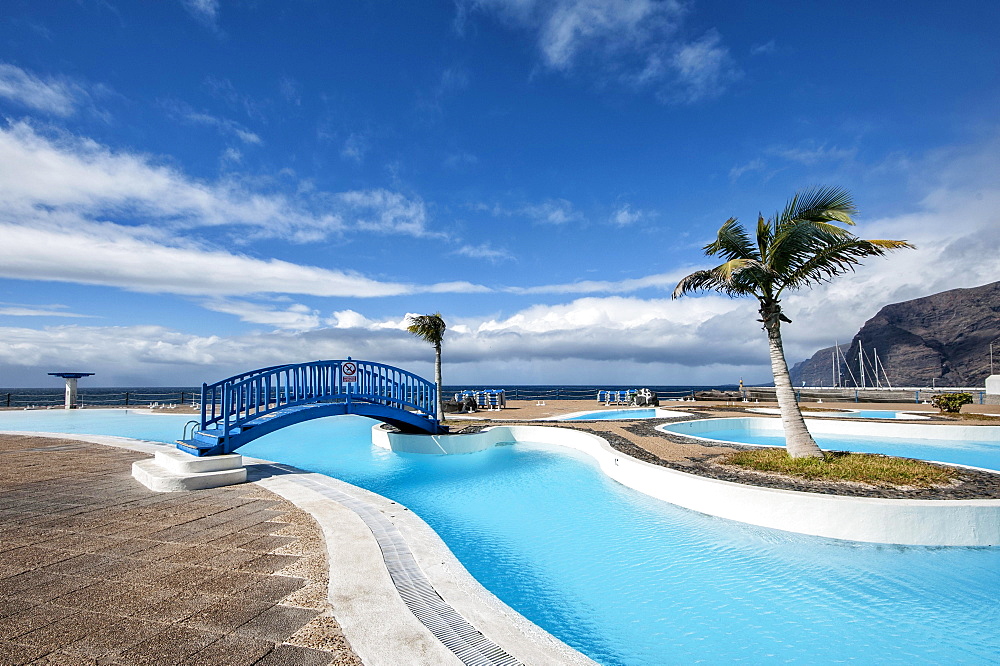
<box><xmin>0</xmin><ymin>384</ymin><xmax>739</xmax><ymax>408</ymax></box>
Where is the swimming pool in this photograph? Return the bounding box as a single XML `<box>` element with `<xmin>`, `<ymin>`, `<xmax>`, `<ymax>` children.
<box><xmin>552</xmin><ymin>408</ymin><xmax>688</xmax><ymax>421</ymax></box>
<box><xmin>661</xmin><ymin>417</ymin><xmax>1000</xmax><ymax>471</ymax></box>
<box><xmin>3</xmin><ymin>410</ymin><xmax>999</xmax><ymax>664</ymax></box>
<box><xmin>748</xmin><ymin>408</ymin><xmax>929</xmax><ymax>420</ymax></box>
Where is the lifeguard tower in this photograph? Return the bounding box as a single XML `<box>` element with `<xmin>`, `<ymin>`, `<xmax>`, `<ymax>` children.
<box><xmin>48</xmin><ymin>372</ymin><xmax>95</xmax><ymax>409</ymax></box>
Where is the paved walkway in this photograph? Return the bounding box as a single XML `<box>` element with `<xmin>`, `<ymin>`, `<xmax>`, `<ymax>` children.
<box><xmin>0</xmin><ymin>434</ymin><xmax>362</xmax><ymax>666</ymax></box>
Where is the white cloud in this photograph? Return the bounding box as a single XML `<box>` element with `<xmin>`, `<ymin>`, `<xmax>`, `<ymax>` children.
<box><xmin>772</xmin><ymin>143</ymin><xmax>857</xmax><ymax>165</ymax></box>
<box><xmin>465</xmin><ymin>0</ymin><xmax>683</xmax><ymax>69</ymax></box>
<box><xmin>508</xmin><ymin>269</ymin><xmax>687</xmax><ymax>294</ymax></box>
<box><xmin>0</xmin><ymin>296</ymin><xmax>765</xmax><ymax>386</ymax></box>
<box><xmin>453</xmin><ymin>243</ymin><xmax>515</xmax><ymax>263</ymax></box>
<box><xmin>0</xmin><ymin>217</ymin><xmax>487</xmax><ymax>298</ymax></box>
<box><xmin>0</xmin><ymin>303</ymin><xmax>93</xmax><ymax>318</ymax></box>
<box><xmin>521</xmin><ymin>198</ymin><xmax>584</xmax><ymax>224</ymax></box>
<box><xmin>279</xmin><ymin>76</ymin><xmax>301</xmax><ymax>106</ymax></box>
<box><xmin>336</xmin><ymin>189</ymin><xmax>434</xmax><ymax>237</ymax></box>
<box><xmin>0</xmin><ymin>121</ymin><xmax>437</xmax><ymax>242</ymax></box>
<box><xmin>0</xmin><ymin>122</ymin><xmax>485</xmax><ymax>298</ymax></box>
<box><xmin>728</xmin><ymin>157</ymin><xmax>765</xmax><ymax>181</ymax></box>
<box><xmin>444</xmin><ymin>151</ymin><xmax>479</xmax><ymax>169</ymax></box>
<box><xmin>340</xmin><ymin>132</ymin><xmax>368</xmax><ymax>162</ymax></box>
<box><xmin>0</xmin><ymin>63</ymin><xmax>80</xmax><ymax>116</ymax></box>
<box><xmin>670</xmin><ymin>30</ymin><xmax>738</xmax><ymax>103</ymax></box>
<box><xmin>201</xmin><ymin>299</ymin><xmax>321</xmax><ymax>331</ymax></box>
<box><xmin>171</xmin><ymin>105</ymin><xmax>263</xmax><ymax>145</ymax></box>
<box><xmin>181</xmin><ymin>0</ymin><xmax>219</xmax><ymax>26</ymax></box>
<box><xmin>729</xmin><ymin>142</ymin><xmax>858</xmax><ymax>182</ymax></box>
<box><xmin>609</xmin><ymin>203</ymin><xmax>653</xmax><ymax>226</ymax></box>
<box><xmin>462</xmin><ymin>1</ymin><xmax>739</xmax><ymax>102</ymax></box>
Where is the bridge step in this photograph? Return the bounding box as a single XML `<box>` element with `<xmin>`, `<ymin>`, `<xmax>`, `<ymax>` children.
<box><xmin>133</xmin><ymin>449</ymin><xmax>246</xmax><ymax>491</ymax></box>
<box><xmin>176</xmin><ymin>439</ymin><xmax>225</xmax><ymax>457</ymax></box>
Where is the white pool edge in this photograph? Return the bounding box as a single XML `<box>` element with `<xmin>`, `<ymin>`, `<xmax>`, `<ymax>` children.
<box><xmin>541</xmin><ymin>407</ymin><xmax>690</xmax><ymax>421</ymax></box>
<box><xmin>376</xmin><ymin>424</ymin><xmax>1000</xmax><ymax>547</ymax></box>
<box><xmin>746</xmin><ymin>407</ymin><xmax>931</xmax><ymax>420</ymax></box>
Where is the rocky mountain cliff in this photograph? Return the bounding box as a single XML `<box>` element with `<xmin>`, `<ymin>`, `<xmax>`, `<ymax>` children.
<box><xmin>790</xmin><ymin>281</ymin><xmax>1000</xmax><ymax>388</ymax></box>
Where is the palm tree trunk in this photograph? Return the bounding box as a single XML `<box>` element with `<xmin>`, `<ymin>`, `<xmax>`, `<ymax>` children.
<box><xmin>434</xmin><ymin>341</ymin><xmax>443</xmax><ymax>422</ymax></box>
<box><xmin>765</xmin><ymin>316</ymin><xmax>823</xmax><ymax>458</ymax></box>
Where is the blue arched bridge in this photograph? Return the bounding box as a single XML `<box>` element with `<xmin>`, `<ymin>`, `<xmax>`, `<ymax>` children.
<box><xmin>177</xmin><ymin>359</ymin><xmax>444</xmax><ymax>456</ymax></box>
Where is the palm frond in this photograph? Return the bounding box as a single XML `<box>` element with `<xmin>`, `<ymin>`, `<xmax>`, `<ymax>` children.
<box><xmin>672</xmin><ymin>259</ymin><xmax>763</xmax><ymax>299</ymax></box>
<box><xmin>675</xmin><ymin>187</ymin><xmax>913</xmax><ymax>311</ymax></box>
<box><xmin>777</xmin><ymin>237</ymin><xmax>914</xmax><ymax>294</ymax></box>
<box><xmin>778</xmin><ymin>186</ymin><xmax>857</xmax><ymax>230</ymax></box>
<box><xmin>406</xmin><ymin>313</ymin><xmax>446</xmax><ymax>345</ymax></box>
<box><xmin>704</xmin><ymin>218</ymin><xmax>757</xmax><ymax>260</ymax></box>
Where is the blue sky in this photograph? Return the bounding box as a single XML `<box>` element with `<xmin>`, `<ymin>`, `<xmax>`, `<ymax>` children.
<box><xmin>1</xmin><ymin>0</ymin><xmax>998</xmax><ymax>388</ymax></box>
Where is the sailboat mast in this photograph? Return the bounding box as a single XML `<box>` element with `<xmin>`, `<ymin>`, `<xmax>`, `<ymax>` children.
<box><xmin>859</xmin><ymin>341</ymin><xmax>865</xmax><ymax>389</ymax></box>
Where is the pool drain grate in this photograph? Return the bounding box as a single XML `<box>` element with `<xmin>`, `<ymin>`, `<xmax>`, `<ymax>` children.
<box><xmin>267</xmin><ymin>464</ymin><xmax>523</xmax><ymax>666</ymax></box>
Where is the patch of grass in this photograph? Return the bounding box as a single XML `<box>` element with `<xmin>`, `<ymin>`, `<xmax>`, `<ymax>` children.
<box><xmin>720</xmin><ymin>449</ymin><xmax>957</xmax><ymax>488</ymax></box>
<box><xmin>798</xmin><ymin>406</ymin><xmax>845</xmax><ymax>412</ymax></box>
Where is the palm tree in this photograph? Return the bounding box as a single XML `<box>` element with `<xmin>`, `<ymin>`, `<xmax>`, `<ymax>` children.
<box><xmin>406</xmin><ymin>312</ymin><xmax>447</xmax><ymax>422</ymax></box>
<box><xmin>673</xmin><ymin>187</ymin><xmax>913</xmax><ymax>458</ymax></box>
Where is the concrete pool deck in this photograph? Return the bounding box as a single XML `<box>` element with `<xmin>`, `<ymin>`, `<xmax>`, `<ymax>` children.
<box><xmin>0</xmin><ymin>434</ymin><xmax>361</xmax><ymax>666</ymax></box>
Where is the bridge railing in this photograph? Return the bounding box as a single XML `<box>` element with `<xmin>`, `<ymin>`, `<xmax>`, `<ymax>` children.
<box><xmin>200</xmin><ymin>359</ymin><xmax>439</xmax><ymax>437</ymax></box>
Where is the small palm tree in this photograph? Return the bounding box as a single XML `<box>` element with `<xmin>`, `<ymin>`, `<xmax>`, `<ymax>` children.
<box><xmin>406</xmin><ymin>312</ymin><xmax>447</xmax><ymax>421</ymax></box>
<box><xmin>673</xmin><ymin>187</ymin><xmax>913</xmax><ymax>458</ymax></box>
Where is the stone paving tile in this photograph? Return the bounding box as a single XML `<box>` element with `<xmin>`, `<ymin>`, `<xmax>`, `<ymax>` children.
<box><xmin>165</xmin><ymin>545</ymin><xmax>234</xmax><ymax>566</ymax></box>
<box><xmin>3</xmin><ymin>571</ymin><xmax>93</xmax><ymax>603</ymax></box>
<box><xmin>157</xmin><ymin>565</ymin><xmax>220</xmax><ymax>589</ymax></box>
<box><xmin>253</xmin><ymin>644</ymin><xmax>334</xmax><ymax>666</ymax></box>
<box><xmin>18</xmin><ymin>575</ymin><xmax>95</xmax><ymax>604</ymax></box>
<box><xmin>233</xmin><ymin>604</ymin><xmax>320</xmax><ymax>643</ymax></box>
<box><xmin>179</xmin><ymin>634</ymin><xmax>276</xmax><ymax>666</ymax></box>
<box><xmin>196</xmin><ymin>570</ymin><xmax>273</xmax><ymax>597</ymax></box>
<box><xmin>238</xmin><ymin>535</ymin><xmax>297</xmax><ymax>554</ymax></box>
<box><xmin>60</xmin><ymin>616</ymin><xmax>168</xmax><ymax>661</ymax></box>
<box><xmin>132</xmin><ymin>589</ymin><xmax>220</xmax><ymax>624</ymax></box>
<box><xmin>113</xmin><ymin>624</ymin><xmax>222</xmax><ymax>666</ymax></box>
<box><xmin>240</xmin><ymin>574</ymin><xmax>306</xmax><ymax>603</ymax></box>
<box><xmin>52</xmin><ymin>579</ymin><xmax>181</xmax><ymax>616</ymax></box>
<box><xmin>197</xmin><ymin>547</ymin><xmax>262</xmax><ymax>570</ymax></box>
<box><xmin>239</xmin><ymin>553</ymin><xmax>301</xmax><ymax>574</ymax></box>
<box><xmin>0</xmin><ymin>640</ymin><xmax>49</xmax><ymax>665</ymax></box>
<box><xmin>16</xmin><ymin>610</ymin><xmax>115</xmax><ymax>650</ymax></box>
<box><xmin>89</xmin><ymin>537</ymin><xmax>157</xmax><ymax>558</ymax></box>
<box><xmin>37</xmin><ymin>552</ymin><xmax>116</xmax><ymax>576</ymax></box>
<box><xmin>0</xmin><ymin>596</ymin><xmax>37</xmax><ymax>620</ymax></box>
<box><xmin>180</xmin><ymin>597</ymin><xmax>275</xmax><ymax>634</ymax></box>
<box><xmin>0</xmin><ymin>603</ymin><xmax>77</xmax><ymax>640</ymax></box>
<box><xmin>25</xmin><ymin>651</ymin><xmax>95</xmax><ymax>665</ymax></box>
<box><xmin>3</xmin><ymin>546</ymin><xmax>76</xmax><ymax>571</ymax></box>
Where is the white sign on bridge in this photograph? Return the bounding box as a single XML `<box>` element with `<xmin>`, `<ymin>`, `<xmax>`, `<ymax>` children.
<box><xmin>342</xmin><ymin>361</ymin><xmax>358</xmax><ymax>383</ymax></box>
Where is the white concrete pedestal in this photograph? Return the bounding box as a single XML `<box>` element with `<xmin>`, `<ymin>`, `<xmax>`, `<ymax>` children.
<box><xmin>986</xmin><ymin>375</ymin><xmax>1000</xmax><ymax>405</ymax></box>
<box><xmin>132</xmin><ymin>449</ymin><xmax>247</xmax><ymax>492</ymax></box>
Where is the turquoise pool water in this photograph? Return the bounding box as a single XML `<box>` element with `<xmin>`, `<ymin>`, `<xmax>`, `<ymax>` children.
<box><xmin>660</xmin><ymin>421</ymin><xmax>1000</xmax><ymax>471</ymax></box>
<box><xmin>3</xmin><ymin>410</ymin><xmax>1000</xmax><ymax>663</ymax></box>
<box><xmin>560</xmin><ymin>408</ymin><xmax>657</xmax><ymax>420</ymax></box>
<box><xmin>846</xmin><ymin>410</ymin><xmax>910</xmax><ymax>419</ymax></box>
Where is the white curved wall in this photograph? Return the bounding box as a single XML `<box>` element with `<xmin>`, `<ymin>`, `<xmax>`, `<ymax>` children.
<box><xmin>374</xmin><ymin>423</ymin><xmax>1000</xmax><ymax>547</ymax></box>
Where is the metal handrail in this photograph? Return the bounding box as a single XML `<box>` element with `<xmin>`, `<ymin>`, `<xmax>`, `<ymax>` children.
<box><xmin>182</xmin><ymin>420</ymin><xmax>199</xmax><ymax>440</ymax></box>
